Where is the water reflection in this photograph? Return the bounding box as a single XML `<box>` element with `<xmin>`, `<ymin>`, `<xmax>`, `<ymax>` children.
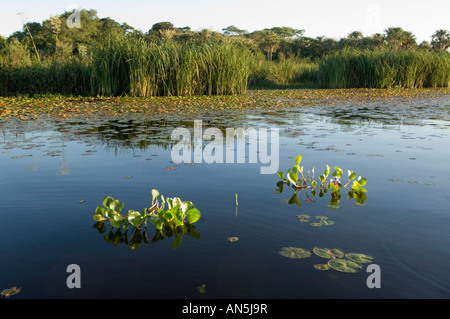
<box><xmin>93</xmin><ymin>222</ymin><xmax>200</xmax><ymax>250</ymax></box>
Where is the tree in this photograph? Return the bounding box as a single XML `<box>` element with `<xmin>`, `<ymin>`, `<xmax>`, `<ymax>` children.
<box><xmin>431</xmin><ymin>29</ymin><xmax>450</xmax><ymax>51</ymax></box>
<box><xmin>222</xmin><ymin>25</ymin><xmax>247</xmax><ymax>36</ymax></box>
<box><xmin>384</xmin><ymin>27</ymin><xmax>417</xmax><ymax>50</ymax></box>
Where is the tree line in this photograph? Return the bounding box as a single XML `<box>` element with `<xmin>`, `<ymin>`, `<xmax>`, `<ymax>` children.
<box><xmin>1</xmin><ymin>8</ymin><xmax>449</xmax><ymax>63</ymax></box>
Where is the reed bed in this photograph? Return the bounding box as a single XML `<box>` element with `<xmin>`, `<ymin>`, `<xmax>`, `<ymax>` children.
<box><xmin>1</xmin><ymin>37</ymin><xmax>252</xmax><ymax>97</ymax></box>
<box><xmin>90</xmin><ymin>37</ymin><xmax>252</xmax><ymax>96</ymax></box>
<box><xmin>318</xmin><ymin>48</ymin><xmax>450</xmax><ymax>89</ymax></box>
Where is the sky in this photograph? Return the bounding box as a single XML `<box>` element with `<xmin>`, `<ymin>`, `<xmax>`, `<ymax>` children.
<box><xmin>1</xmin><ymin>0</ymin><xmax>449</xmax><ymax>43</ymax></box>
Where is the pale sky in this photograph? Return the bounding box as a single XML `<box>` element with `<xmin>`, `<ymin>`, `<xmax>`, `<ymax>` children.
<box><xmin>1</xmin><ymin>0</ymin><xmax>449</xmax><ymax>43</ymax></box>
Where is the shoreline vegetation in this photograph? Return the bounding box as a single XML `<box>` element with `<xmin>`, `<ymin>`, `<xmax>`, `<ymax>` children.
<box><xmin>0</xmin><ymin>9</ymin><xmax>449</xmax><ymax>103</ymax></box>
<box><xmin>1</xmin><ymin>88</ymin><xmax>449</xmax><ymax>121</ymax></box>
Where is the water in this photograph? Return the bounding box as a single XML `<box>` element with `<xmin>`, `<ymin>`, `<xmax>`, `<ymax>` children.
<box><xmin>1</xmin><ymin>95</ymin><xmax>449</xmax><ymax>299</ymax></box>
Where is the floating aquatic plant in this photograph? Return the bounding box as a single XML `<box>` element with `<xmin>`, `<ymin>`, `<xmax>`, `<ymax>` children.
<box><xmin>313</xmin><ymin>247</ymin><xmax>345</xmax><ymax>259</ymax></box>
<box><xmin>276</xmin><ymin>155</ymin><xmax>368</xmax><ymax>209</ymax></box>
<box><xmin>311</xmin><ymin>246</ymin><xmax>374</xmax><ymax>273</ymax></box>
<box><xmin>1</xmin><ymin>286</ymin><xmax>21</xmax><ymax>298</ymax></box>
<box><xmin>92</xmin><ymin>189</ymin><xmax>201</xmax><ymax>249</ymax></box>
<box><xmin>345</xmin><ymin>253</ymin><xmax>374</xmax><ymax>264</ymax></box>
<box><xmin>296</xmin><ymin>214</ymin><xmax>311</xmax><ymax>223</ymax></box>
<box><xmin>327</xmin><ymin>259</ymin><xmax>361</xmax><ymax>273</ymax></box>
<box><xmin>313</xmin><ymin>264</ymin><xmax>330</xmax><ymax>271</ymax></box>
<box><xmin>279</xmin><ymin>247</ymin><xmax>312</xmax><ymax>259</ymax></box>
<box><xmin>227</xmin><ymin>236</ymin><xmax>239</xmax><ymax>242</ymax></box>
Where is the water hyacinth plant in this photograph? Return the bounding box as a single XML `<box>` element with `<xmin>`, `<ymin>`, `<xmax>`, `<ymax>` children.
<box><xmin>92</xmin><ymin>189</ymin><xmax>201</xmax><ymax>249</ymax></box>
<box><xmin>276</xmin><ymin>155</ymin><xmax>368</xmax><ymax>209</ymax></box>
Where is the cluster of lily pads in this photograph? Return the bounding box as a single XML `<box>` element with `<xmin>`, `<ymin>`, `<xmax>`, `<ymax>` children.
<box><xmin>297</xmin><ymin>214</ymin><xmax>335</xmax><ymax>227</ymax></box>
<box><xmin>279</xmin><ymin>246</ymin><xmax>374</xmax><ymax>273</ymax></box>
<box><xmin>92</xmin><ymin>190</ymin><xmax>201</xmax><ymax>249</ymax></box>
<box><xmin>276</xmin><ymin>155</ymin><xmax>368</xmax><ymax>209</ymax></box>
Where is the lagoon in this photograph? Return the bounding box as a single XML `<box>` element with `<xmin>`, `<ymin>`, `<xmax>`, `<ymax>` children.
<box><xmin>1</xmin><ymin>90</ymin><xmax>449</xmax><ymax>298</ymax></box>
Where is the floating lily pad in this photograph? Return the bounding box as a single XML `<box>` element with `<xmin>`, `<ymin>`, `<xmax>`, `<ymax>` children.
<box><xmin>196</xmin><ymin>284</ymin><xmax>206</xmax><ymax>294</ymax></box>
<box><xmin>279</xmin><ymin>247</ymin><xmax>311</xmax><ymax>259</ymax></box>
<box><xmin>320</xmin><ymin>220</ymin><xmax>335</xmax><ymax>226</ymax></box>
<box><xmin>314</xmin><ymin>264</ymin><xmax>330</xmax><ymax>271</ymax></box>
<box><xmin>227</xmin><ymin>236</ymin><xmax>239</xmax><ymax>242</ymax></box>
<box><xmin>310</xmin><ymin>222</ymin><xmax>323</xmax><ymax>227</ymax></box>
<box><xmin>1</xmin><ymin>286</ymin><xmax>21</xmax><ymax>298</ymax></box>
<box><xmin>316</xmin><ymin>216</ymin><xmax>328</xmax><ymax>221</ymax></box>
<box><xmin>345</xmin><ymin>253</ymin><xmax>374</xmax><ymax>264</ymax></box>
<box><xmin>313</xmin><ymin>247</ymin><xmax>344</xmax><ymax>259</ymax></box>
<box><xmin>327</xmin><ymin>259</ymin><xmax>359</xmax><ymax>273</ymax></box>
<box><xmin>297</xmin><ymin>214</ymin><xmax>310</xmax><ymax>223</ymax></box>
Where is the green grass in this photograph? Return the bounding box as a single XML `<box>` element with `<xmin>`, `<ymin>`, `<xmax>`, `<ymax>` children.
<box><xmin>318</xmin><ymin>48</ymin><xmax>450</xmax><ymax>89</ymax></box>
<box><xmin>248</xmin><ymin>56</ymin><xmax>319</xmax><ymax>88</ymax></box>
<box><xmin>90</xmin><ymin>37</ymin><xmax>252</xmax><ymax>97</ymax></box>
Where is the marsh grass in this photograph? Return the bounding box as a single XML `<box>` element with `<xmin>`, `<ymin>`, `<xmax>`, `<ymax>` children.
<box><xmin>91</xmin><ymin>37</ymin><xmax>252</xmax><ymax>96</ymax></box>
<box><xmin>319</xmin><ymin>48</ymin><xmax>450</xmax><ymax>89</ymax></box>
<box><xmin>248</xmin><ymin>56</ymin><xmax>319</xmax><ymax>88</ymax></box>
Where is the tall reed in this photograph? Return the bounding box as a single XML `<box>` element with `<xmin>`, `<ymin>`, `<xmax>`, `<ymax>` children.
<box><xmin>90</xmin><ymin>36</ymin><xmax>252</xmax><ymax>97</ymax></box>
<box><xmin>319</xmin><ymin>48</ymin><xmax>450</xmax><ymax>89</ymax></box>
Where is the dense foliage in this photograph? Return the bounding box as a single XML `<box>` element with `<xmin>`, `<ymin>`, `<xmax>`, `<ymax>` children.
<box><xmin>0</xmin><ymin>9</ymin><xmax>449</xmax><ymax>95</ymax></box>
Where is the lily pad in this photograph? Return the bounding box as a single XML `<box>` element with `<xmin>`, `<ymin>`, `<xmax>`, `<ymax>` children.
<box><xmin>320</xmin><ymin>220</ymin><xmax>335</xmax><ymax>226</ymax></box>
<box><xmin>196</xmin><ymin>284</ymin><xmax>206</xmax><ymax>294</ymax></box>
<box><xmin>297</xmin><ymin>214</ymin><xmax>310</xmax><ymax>223</ymax></box>
<box><xmin>316</xmin><ymin>216</ymin><xmax>328</xmax><ymax>221</ymax></box>
<box><xmin>310</xmin><ymin>222</ymin><xmax>323</xmax><ymax>227</ymax></box>
<box><xmin>327</xmin><ymin>259</ymin><xmax>359</xmax><ymax>273</ymax></box>
<box><xmin>345</xmin><ymin>253</ymin><xmax>374</xmax><ymax>264</ymax></box>
<box><xmin>313</xmin><ymin>247</ymin><xmax>344</xmax><ymax>259</ymax></box>
<box><xmin>314</xmin><ymin>264</ymin><xmax>330</xmax><ymax>271</ymax></box>
<box><xmin>1</xmin><ymin>286</ymin><xmax>21</xmax><ymax>298</ymax></box>
<box><xmin>227</xmin><ymin>236</ymin><xmax>239</xmax><ymax>242</ymax></box>
<box><xmin>279</xmin><ymin>247</ymin><xmax>311</xmax><ymax>259</ymax></box>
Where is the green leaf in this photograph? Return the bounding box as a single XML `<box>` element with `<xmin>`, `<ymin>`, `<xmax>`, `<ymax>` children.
<box><xmin>111</xmin><ymin>200</ymin><xmax>124</xmax><ymax>213</ymax></box>
<box><xmin>173</xmin><ymin>217</ymin><xmax>184</xmax><ymax>227</ymax></box>
<box><xmin>333</xmin><ymin>167</ymin><xmax>343</xmax><ymax>178</ymax></box>
<box><xmin>172</xmin><ymin>197</ymin><xmax>182</xmax><ymax>208</ymax></box>
<box><xmin>352</xmin><ymin>181</ymin><xmax>362</xmax><ymax>192</ymax></box>
<box><xmin>348</xmin><ymin>170</ymin><xmax>356</xmax><ymax>181</ymax></box>
<box><xmin>279</xmin><ymin>247</ymin><xmax>311</xmax><ymax>259</ymax></box>
<box><xmin>151</xmin><ymin>216</ymin><xmax>164</xmax><ymax>230</ymax></box>
<box><xmin>128</xmin><ymin>210</ymin><xmax>142</xmax><ymax>228</ymax></box>
<box><xmin>110</xmin><ymin>214</ymin><xmax>123</xmax><ymax>228</ymax></box>
<box><xmin>185</xmin><ymin>208</ymin><xmax>201</xmax><ymax>224</ymax></box>
<box><xmin>93</xmin><ymin>214</ymin><xmax>106</xmax><ymax>222</ymax></box>
<box><xmin>295</xmin><ymin>155</ymin><xmax>303</xmax><ymax>165</ymax></box>
<box><xmin>345</xmin><ymin>253</ymin><xmax>374</xmax><ymax>264</ymax></box>
<box><xmin>287</xmin><ymin>172</ymin><xmax>298</xmax><ymax>185</ymax></box>
<box><xmin>358</xmin><ymin>177</ymin><xmax>367</xmax><ymax>187</ymax></box>
<box><xmin>106</xmin><ymin>209</ymin><xmax>115</xmax><ymax>219</ymax></box>
<box><xmin>181</xmin><ymin>201</ymin><xmax>195</xmax><ymax>214</ymax></box>
<box><xmin>314</xmin><ymin>264</ymin><xmax>330</xmax><ymax>271</ymax></box>
<box><xmin>311</xmin><ymin>180</ymin><xmax>317</xmax><ymax>188</ymax></box>
<box><xmin>276</xmin><ymin>172</ymin><xmax>284</xmax><ymax>180</ymax></box>
<box><xmin>327</xmin><ymin>259</ymin><xmax>359</xmax><ymax>273</ymax></box>
<box><xmin>102</xmin><ymin>196</ymin><xmax>114</xmax><ymax>209</ymax></box>
<box><xmin>95</xmin><ymin>206</ymin><xmax>105</xmax><ymax>217</ymax></box>
<box><xmin>151</xmin><ymin>189</ymin><xmax>160</xmax><ymax>202</ymax></box>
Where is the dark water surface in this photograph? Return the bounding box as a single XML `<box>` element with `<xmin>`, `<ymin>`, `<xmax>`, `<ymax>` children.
<box><xmin>1</xmin><ymin>95</ymin><xmax>449</xmax><ymax>299</ymax></box>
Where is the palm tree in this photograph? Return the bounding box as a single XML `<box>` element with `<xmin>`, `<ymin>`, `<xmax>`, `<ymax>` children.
<box><xmin>431</xmin><ymin>29</ymin><xmax>450</xmax><ymax>51</ymax></box>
